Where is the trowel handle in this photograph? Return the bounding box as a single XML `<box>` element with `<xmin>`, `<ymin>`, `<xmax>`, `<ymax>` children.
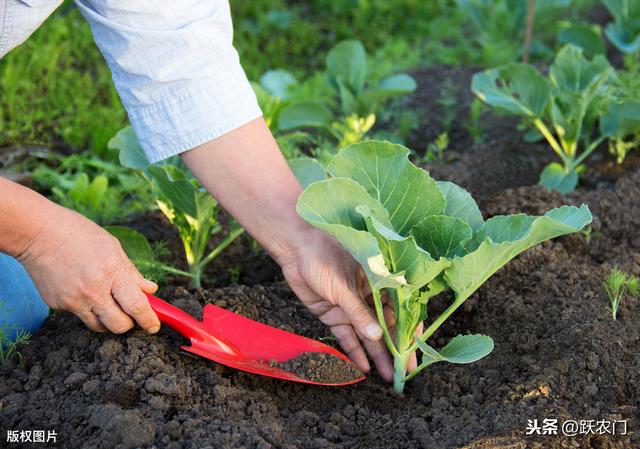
<box><xmin>145</xmin><ymin>293</ymin><xmax>239</xmax><ymax>358</ymax></box>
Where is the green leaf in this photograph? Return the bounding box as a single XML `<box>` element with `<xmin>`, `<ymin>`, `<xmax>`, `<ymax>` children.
<box><xmin>68</xmin><ymin>173</ymin><xmax>90</xmax><ymax>205</ymax></box>
<box><xmin>437</xmin><ymin>181</ymin><xmax>484</xmax><ymax>230</ymax></box>
<box><xmin>601</xmin><ymin>101</ymin><xmax>640</xmax><ymax>138</ymax></box>
<box><xmin>605</xmin><ymin>22</ymin><xmax>640</xmax><ymax>54</ymax></box>
<box><xmin>109</xmin><ymin>126</ymin><xmax>149</xmax><ymax>170</ymax></box>
<box><xmin>288</xmin><ymin>157</ymin><xmax>326</xmax><ymax>188</ymax></box>
<box><xmin>378</xmin><ymin>73</ymin><xmax>417</xmax><ymax>93</ymax></box>
<box><xmin>416</xmin><ymin>334</ymin><xmax>494</xmax><ymax>367</ymax></box>
<box><xmin>260</xmin><ymin>69</ymin><xmax>297</xmax><ymax>99</ymax></box>
<box><xmin>550</xmin><ymin>45</ymin><xmax>612</xmax><ymax>95</ymax></box>
<box><xmin>358</xmin><ymin>207</ymin><xmax>450</xmax><ymax>291</ymax></box>
<box><xmin>412</xmin><ymin>215</ymin><xmax>473</xmax><ymax>259</ymax></box>
<box><xmin>539</xmin><ymin>162</ymin><xmax>579</xmax><ymax>193</ymax></box>
<box><xmin>328</xmin><ymin>141</ymin><xmax>446</xmax><ymax>235</ymax></box>
<box><xmin>278</xmin><ymin>101</ymin><xmax>333</xmax><ymax>130</ymax></box>
<box><xmin>326</xmin><ymin>39</ymin><xmax>367</xmax><ymax>94</ymax></box>
<box><xmin>445</xmin><ymin>204</ymin><xmax>592</xmax><ymax>300</ymax></box>
<box><xmin>558</xmin><ymin>24</ymin><xmax>605</xmax><ymax>57</ymax></box>
<box><xmin>88</xmin><ymin>175</ymin><xmax>109</xmax><ymax>210</ymax></box>
<box><xmin>105</xmin><ymin>226</ymin><xmax>154</xmax><ymax>262</ymax></box>
<box><xmin>471</xmin><ymin>64</ymin><xmax>552</xmax><ymax>118</ymax></box>
<box><xmin>438</xmin><ymin>334</ymin><xmax>494</xmax><ymax>363</ymax></box>
<box><xmin>297</xmin><ymin>178</ymin><xmax>406</xmax><ymax>289</ymax></box>
<box><xmin>147</xmin><ymin>165</ymin><xmax>198</xmax><ymax>218</ymax></box>
<box><xmin>358</xmin><ymin>74</ymin><xmax>417</xmax><ymax>112</ymax></box>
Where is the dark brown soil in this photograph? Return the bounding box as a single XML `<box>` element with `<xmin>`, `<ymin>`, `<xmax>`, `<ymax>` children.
<box><xmin>278</xmin><ymin>352</ymin><xmax>363</xmax><ymax>384</ymax></box>
<box><xmin>1</xmin><ymin>164</ymin><xmax>639</xmax><ymax>448</ymax></box>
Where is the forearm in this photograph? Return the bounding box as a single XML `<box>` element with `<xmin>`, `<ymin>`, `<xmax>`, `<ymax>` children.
<box><xmin>0</xmin><ymin>177</ymin><xmax>57</xmax><ymax>258</ymax></box>
<box><xmin>180</xmin><ymin>117</ymin><xmax>312</xmax><ymax>264</ymax></box>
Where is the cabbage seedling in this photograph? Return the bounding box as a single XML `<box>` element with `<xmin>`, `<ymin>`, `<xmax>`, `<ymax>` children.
<box><xmin>472</xmin><ymin>45</ymin><xmax>628</xmax><ymax>193</ymax></box>
<box><xmin>109</xmin><ymin>127</ymin><xmax>244</xmax><ymax>288</ymax></box>
<box><xmin>297</xmin><ymin>140</ymin><xmax>592</xmax><ymax>392</ymax></box>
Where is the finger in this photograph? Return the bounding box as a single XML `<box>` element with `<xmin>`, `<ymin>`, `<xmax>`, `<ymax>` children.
<box><xmin>112</xmin><ymin>272</ymin><xmax>161</xmax><ymax>334</ymax></box>
<box><xmin>75</xmin><ymin>309</ymin><xmax>106</xmax><ymax>333</ymax></box>
<box><xmin>331</xmin><ymin>324</ymin><xmax>370</xmax><ymax>373</ymax></box>
<box><xmin>92</xmin><ymin>299</ymin><xmax>135</xmax><ymax>334</ymax></box>
<box><xmin>361</xmin><ymin>335</ymin><xmax>393</xmax><ymax>382</ymax></box>
<box><xmin>383</xmin><ymin>303</ymin><xmax>395</xmax><ymax>328</ymax></box>
<box><xmin>337</xmin><ymin>291</ymin><xmax>382</xmax><ymax>341</ymax></box>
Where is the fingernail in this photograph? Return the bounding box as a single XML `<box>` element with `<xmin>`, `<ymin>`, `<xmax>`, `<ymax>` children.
<box><xmin>149</xmin><ymin>325</ymin><xmax>160</xmax><ymax>334</ymax></box>
<box><xmin>365</xmin><ymin>323</ymin><xmax>382</xmax><ymax>339</ymax></box>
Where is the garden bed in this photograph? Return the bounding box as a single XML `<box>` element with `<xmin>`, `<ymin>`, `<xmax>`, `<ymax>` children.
<box><xmin>1</xmin><ymin>161</ymin><xmax>638</xmax><ymax>448</ymax></box>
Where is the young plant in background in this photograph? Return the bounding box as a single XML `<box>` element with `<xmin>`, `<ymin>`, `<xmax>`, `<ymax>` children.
<box><xmin>47</xmin><ymin>173</ymin><xmax>120</xmax><ymax>224</ymax></box>
<box><xmin>602</xmin><ymin>0</ymin><xmax>640</xmax><ymax>54</ymax></box>
<box><xmin>297</xmin><ymin>140</ymin><xmax>592</xmax><ymax>392</ymax></box>
<box><xmin>603</xmin><ymin>268</ymin><xmax>639</xmax><ymax>320</ymax></box>
<box><xmin>601</xmin><ymin>100</ymin><xmax>640</xmax><ymax>163</ymax></box>
<box><xmin>325</xmin><ymin>40</ymin><xmax>417</xmax><ymax>117</ymax></box>
<box><xmin>472</xmin><ymin>44</ymin><xmax>632</xmax><ymax>193</ymax></box>
<box><xmin>109</xmin><ymin>127</ymin><xmax>245</xmax><ymax>288</ymax></box>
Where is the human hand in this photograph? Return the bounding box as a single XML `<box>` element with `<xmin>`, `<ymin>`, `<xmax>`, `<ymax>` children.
<box><xmin>277</xmin><ymin>229</ymin><xmax>420</xmax><ymax>382</ymax></box>
<box><xmin>17</xmin><ymin>204</ymin><xmax>161</xmax><ymax>334</ymax></box>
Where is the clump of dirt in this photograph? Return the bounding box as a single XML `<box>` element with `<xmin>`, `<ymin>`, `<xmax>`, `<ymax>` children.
<box><xmin>278</xmin><ymin>352</ymin><xmax>363</xmax><ymax>384</ymax></box>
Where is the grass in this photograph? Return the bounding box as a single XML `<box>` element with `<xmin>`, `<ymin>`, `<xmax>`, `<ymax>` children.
<box><xmin>0</xmin><ymin>4</ymin><xmax>126</xmax><ymax>158</ymax></box>
<box><xmin>603</xmin><ymin>268</ymin><xmax>639</xmax><ymax>320</ymax></box>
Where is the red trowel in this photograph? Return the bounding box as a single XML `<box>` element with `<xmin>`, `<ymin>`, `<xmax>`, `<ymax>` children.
<box><xmin>146</xmin><ymin>294</ymin><xmax>365</xmax><ymax>386</ymax></box>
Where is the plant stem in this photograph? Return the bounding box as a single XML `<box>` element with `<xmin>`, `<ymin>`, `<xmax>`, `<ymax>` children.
<box><xmin>533</xmin><ymin>118</ymin><xmax>568</xmax><ymax>166</ymax></box>
<box><xmin>157</xmin><ymin>264</ymin><xmax>196</xmax><ymax>278</ymax></box>
<box><xmin>199</xmin><ymin>226</ymin><xmax>245</xmax><ymax>269</ymax></box>
<box><xmin>572</xmin><ymin>135</ymin><xmax>606</xmax><ymax>169</ymax></box>
<box><xmin>370</xmin><ymin>286</ymin><xmax>400</xmax><ymax>358</ymax></box>
<box><xmin>522</xmin><ymin>0</ymin><xmax>536</xmax><ymax>63</ymax></box>
<box><xmin>393</xmin><ymin>352</ymin><xmax>410</xmax><ymax>393</ymax></box>
<box><xmin>409</xmin><ymin>294</ymin><xmax>470</xmax><ymax>354</ymax></box>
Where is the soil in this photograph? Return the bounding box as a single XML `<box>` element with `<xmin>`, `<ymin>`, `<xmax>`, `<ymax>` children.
<box><xmin>2</xmin><ymin>62</ymin><xmax>640</xmax><ymax>448</ymax></box>
<box><xmin>277</xmin><ymin>352</ymin><xmax>363</xmax><ymax>384</ymax></box>
<box><xmin>1</xmin><ymin>166</ymin><xmax>638</xmax><ymax>448</ymax></box>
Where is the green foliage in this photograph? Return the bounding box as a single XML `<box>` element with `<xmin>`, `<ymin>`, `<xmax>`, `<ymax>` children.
<box><xmin>0</xmin><ymin>329</ymin><xmax>31</xmax><ymax>365</ymax></box>
<box><xmin>602</xmin><ymin>0</ymin><xmax>640</xmax><ymax>54</ymax></box>
<box><xmin>105</xmin><ymin>226</ymin><xmax>193</xmax><ymax>283</ymax></box>
<box><xmin>110</xmin><ymin>128</ymin><xmax>244</xmax><ymax>288</ymax></box>
<box><xmin>0</xmin><ymin>300</ymin><xmax>31</xmax><ymax>365</ymax></box>
<box><xmin>424</xmin><ymin>132</ymin><xmax>450</xmax><ymax>163</ymax></box>
<box><xmin>31</xmin><ymin>151</ymin><xmax>152</xmax><ymax>223</ymax></box>
<box><xmin>472</xmin><ymin>44</ymin><xmax>631</xmax><ymax>193</ymax></box>
<box><xmin>297</xmin><ymin>140</ymin><xmax>592</xmax><ymax>392</ymax></box>
<box><xmin>0</xmin><ymin>7</ymin><xmax>126</xmax><ymax>156</ymax></box>
<box><xmin>326</xmin><ymin>40</ymin><xmax>417</xmax><ymax>116</ymax></box>
<box><xmin>456</xmin><ymin>0</ymin><xmax>577</xmax><ymax>65</ymax></box>
<box><xmin>557</xmin><ymin>23</ymin><xmax>606</xmax><ymax>57</ymax></box>
<box><xmin>601</xmin><ymin>100</ymin><xmax>640</xmax><ymax>163</ymax></box>
<box><xmin>467</xmin><ymin>98</ymin><xmax>486</xmax><ymax>144</ymax></box>
<box><xmin>603</xmin><ymin>267</ymin><xmax>639</xmax><ymax>320</ymax></box>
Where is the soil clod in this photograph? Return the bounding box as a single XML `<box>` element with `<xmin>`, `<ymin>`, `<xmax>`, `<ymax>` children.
<box><xmin>277</xmin><ymin>352</ymin><xmax>363</xmax><ymax>384</ymax></box>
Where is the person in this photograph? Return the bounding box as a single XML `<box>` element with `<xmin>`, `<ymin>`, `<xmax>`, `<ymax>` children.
<box><xmin>0</xmin><ymin>1</ymin><xmax>419</xmax><ymax>381</ymax></box>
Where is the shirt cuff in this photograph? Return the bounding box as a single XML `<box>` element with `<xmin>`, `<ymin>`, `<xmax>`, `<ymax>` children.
<box><xmin>127</xmin><ymin>62</ymin><xmax>262</xmax><ymax>164</ymax></box>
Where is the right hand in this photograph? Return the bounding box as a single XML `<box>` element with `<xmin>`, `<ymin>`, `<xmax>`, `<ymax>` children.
<box><xmin>17</xmin><ymin>204</ymin><xmax>161</xmax><ymax>334</ymax></box>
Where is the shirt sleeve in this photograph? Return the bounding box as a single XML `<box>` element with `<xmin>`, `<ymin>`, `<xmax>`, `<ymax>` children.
<box><xmin>75</xmin><ymin>0</ymin><xmax>262</xmax><ymax>163</ymax></box>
